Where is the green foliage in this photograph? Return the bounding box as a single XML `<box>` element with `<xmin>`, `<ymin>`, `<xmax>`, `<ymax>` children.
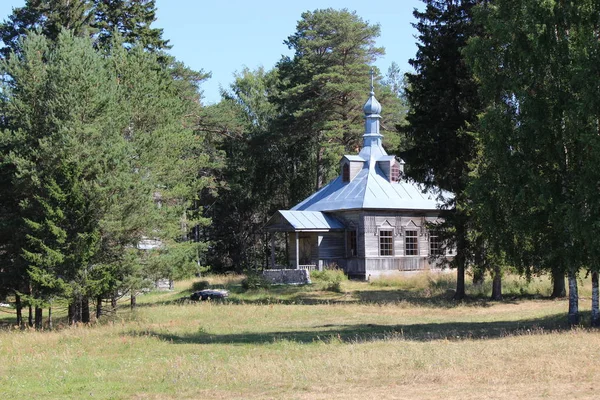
<box><xmin>403</xmin><ymin>0</ymin><xmax>486</xmax><ymax>299</ymax></box>
<box><xmin>311</xmin><ymin>268</ymin><xmax>347</xmax><ymax>292</ymax></box>
<box><xmin>241</xmin><ymin>272</ymin><xmax>271</xmax><ymax>291</ymax></box>
<box><xmin>273</xmin><ymin>8</ymin><xmax>397</xmax><ymax>199</ymax></box>
<box><xmin>201</xmin><ymin>66</ymin><xmax>280</xmax><ymax>271</ymax></box>
<box><xmin>94</xmin><ymin>0</ymin><xmax>170</xmax><ymax>51</ymax></box>
<box><xmin>0</xmin><ymin>0</ymin><xmax>169</xmax><ymax>57</ymax></box>
<box><xmin>203</xmin><ymin>9</ymin><xmax>407</xmax><ymax>272</ymax></box>
<box><xmin>0</xmin><ymin>29</ymin><xmax>216</xmax><ymax>324</ymax></box>
<box><xmin>464</xmin><ymin>0</ymin><xmax>600</xmax><ymax>323</ymax></box>
<box><xmin>191</xmin><ymin>280</ymin><xmax>210</xmax><ymax>291</ymax></box>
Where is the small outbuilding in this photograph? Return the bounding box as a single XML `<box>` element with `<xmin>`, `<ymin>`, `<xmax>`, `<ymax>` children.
<box><xmin>265</xmin><ymin>78</ymin><xmax>453</xmax><ymax>280</ymax></box>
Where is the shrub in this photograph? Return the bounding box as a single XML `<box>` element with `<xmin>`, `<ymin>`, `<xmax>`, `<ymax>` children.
<box><xmin>311</xmin><ymin>269</ymin><xmax>347</xmax><ymax>292</ymax></box>
<box><xmin>241</xmin><ymin>272</ymin><xmax>271</xmax><ymax>291</ymax></box>
<box><xmin>191</xmin><ymin>280</ymin><xmax>210</xmax><ymax>291</ymax></box>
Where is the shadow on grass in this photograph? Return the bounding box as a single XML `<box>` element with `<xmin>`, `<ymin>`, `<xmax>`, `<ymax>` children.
<box><xmin>129</xmin><ymin>285</ymin><xmax>557</xmax><ymax>309</ymax></box>
<box><xmin>130</xmin><ymin>312</ymin><xmax>579</xmax><ymax>345</ymax></box>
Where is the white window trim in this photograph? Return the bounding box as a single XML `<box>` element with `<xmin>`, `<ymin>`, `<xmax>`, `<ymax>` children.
<box><xmin>378</xmin><ymin>228</ymin><xmax>394</xmax><ymax>257</ymax></box>
<box><xmin>404</xmin><ymin>229</ymin><xmax>419</xmax><ymax>256</ymax></box>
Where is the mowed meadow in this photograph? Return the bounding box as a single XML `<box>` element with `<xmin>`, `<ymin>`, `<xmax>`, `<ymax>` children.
<box><xmin>0</xmin><ymin>273</ymin><xmax>599</xmax><ymax>400</ymax></box>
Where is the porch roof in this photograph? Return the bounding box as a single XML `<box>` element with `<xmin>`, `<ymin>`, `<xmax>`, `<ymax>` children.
<box><xmin>265</xmin><ymin>210</ymin><xmax>346</xmax><ymax>232</ymax></box>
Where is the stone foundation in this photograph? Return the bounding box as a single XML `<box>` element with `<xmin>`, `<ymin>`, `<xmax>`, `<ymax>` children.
<box><xmin>262</xmin><ymin>269</ymin><xmax>311</xmax><ymax>285</ymax></box>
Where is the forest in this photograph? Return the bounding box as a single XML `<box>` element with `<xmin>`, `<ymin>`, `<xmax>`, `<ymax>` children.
<box><xmin>1</xmin><ymin>0</ymin><xmax>600</xmax><ymax>329</ymax></box>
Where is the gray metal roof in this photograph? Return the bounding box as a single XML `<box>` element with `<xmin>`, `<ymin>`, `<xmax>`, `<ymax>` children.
<box><xmin>292</xmin><ymin>162</ymin><xmax>451</xmax><ymax>212</ymax></box>
<box><xmin>344</xmin><ymin>155</ymin><xmax>366</xmax><ymax>162</ymax></box>
<box><xmin>273</xmin><ymin>85</ymin><xmax>452</xmax><ymax>218</ymax></box>
<box><xmin>265</xmin><ymin>210</ymin><xmax>346</xmax><ymax>232</ymax></box>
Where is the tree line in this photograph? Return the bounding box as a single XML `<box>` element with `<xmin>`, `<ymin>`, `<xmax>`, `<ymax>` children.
<box><xmin>406</xmin><ymin>0</ymin><xmax>600</xmax><ymax>326</ymax></box>
<box><xmin>1</xmin><ymin>0</ymin><xmax>599</xmax><ymax>328</ymax></box>
<box><xmin>0</xmin><ymin>0</ymin><xmax>217</xmax><ymax>327</ymax></box>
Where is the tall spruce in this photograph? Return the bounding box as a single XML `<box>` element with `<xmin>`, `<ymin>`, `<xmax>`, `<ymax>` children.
<box><xmin>94</xmin><ymin>0</ymin><xmax>170</xmax><ymax>51</ymax></box>
<box><xmin>0</xmin><ymin>0</ymin><xmax>169</xmax><ymax>57</ymax></box>
<box><xmin>403</xmin><ymin>0</ymin><xmax>483</xmax><ymax>300</ymax></box>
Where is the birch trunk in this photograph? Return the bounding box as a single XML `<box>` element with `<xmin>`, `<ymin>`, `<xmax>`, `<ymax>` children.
<box><xmin>592</xmin><ymin>271</ymin><xmax>599</xmax><ymax>327</ymax></box>
<box><xmin>567</xmin><ymin>268</ymin><xmax>579</xmax><ymax>326</ymax></box>
<box><xmin>15</xmin><ymin>294</ymin><xmax>22</xmax><ymax>328</ymax></box>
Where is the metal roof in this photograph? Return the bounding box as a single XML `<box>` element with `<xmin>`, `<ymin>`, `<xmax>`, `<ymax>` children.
<box><xmin>292</xmin><ymin>159</ymin><xmax>452</xmax><ymax>212</ymax></box>
<box><xmin>274</xmin><ymin>86</ymin><xmax>453</xmax><ymax>217</ymax></box>
<box><xmin>265</xmin><ymin>210</ymin><xmax>346</xmax><ymax>232</ymax></box>
<box><xmin>343</xmin><ymin>155</ymin><xmax>366</xmax><ymax>162</ymax></box>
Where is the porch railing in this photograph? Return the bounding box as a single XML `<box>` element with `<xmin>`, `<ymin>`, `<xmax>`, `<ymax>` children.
<box><xmin>298</xmin><ymin>264</ymin><xmax>317</xmax><ymax>271</ymax></box>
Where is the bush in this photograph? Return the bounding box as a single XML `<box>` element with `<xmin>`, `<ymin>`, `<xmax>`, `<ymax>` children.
<box><xmin>241</xmin><ymin>272</ymin><xmax>271</xmax><ymax>291</ymax></box>
<box><xmin>191</xmin><ymin>280</ymin><xmax>210</xmax><ymax>291</ymax></box>
<box><xmin>311</xmin><ymin>269</ymin><xmax>347</xmax><ymax>292</ymax></box>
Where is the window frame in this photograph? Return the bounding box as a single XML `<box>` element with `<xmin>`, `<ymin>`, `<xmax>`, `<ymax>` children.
<box><xmin>404</xmin><ymin>230</ymin><xmax>419</xmax><ymax>256</ymax></box>
<box><xmin>429</xmin><ymin>231</ymin><xmax>443</xmax><ymax>256</ymax></box>
<box><xmin>347</xmin><ymin>230</ymin><xmax>358</xmax><ymax>257</ymax></box>
<box><xmin>378</xmin><ymin>228</ymin><xmax>394</xmax><ymax>256</ymax></box>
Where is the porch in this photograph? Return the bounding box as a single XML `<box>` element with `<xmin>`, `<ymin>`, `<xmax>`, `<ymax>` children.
<box><xmin>265</xmin><ymin>210</ymin><xmax>347</xmax><ymax>271</ymax></box>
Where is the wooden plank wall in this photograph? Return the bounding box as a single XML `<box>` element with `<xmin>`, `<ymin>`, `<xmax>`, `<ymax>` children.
<box><xmin>319</xmin><ymin>232</ymin><xmax>344</xmax><ymax>259</ymax></box>
<box><xmin>350</xmin><ymin>161</ymin><xmax>363</xmax><ymax>181</ymax></box>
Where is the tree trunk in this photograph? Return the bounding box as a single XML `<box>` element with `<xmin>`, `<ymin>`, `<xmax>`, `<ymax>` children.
<box><xmin>96</xmin><ymin>295</ymin><xmax>103</xmax><ymax>320</ymax></box>
<box><xmin>28</xmin><ymin>304</ymin><xmax>33</xmax><ymax>327</ymax></box>
<box><xmin>48</xmin><ymin>306</ymin><xmax>52</xmax><ymax>330</ymax></box>
<box><xmin>592</xmin><ymin>271</ymin><xmax>599</xmax><ymax>327</ymax></box>
<box><xmin>316</xmin><ymin>146</ymin><xmax>323</xmax><ymax>191</ymax></box>
<box><xmin>34</xmin><ymin>307</ymin><xmax>42</xmax><ymax>330</ymax></box>
<box><xmin>111</xmin><ymin>294</ymin><xmax>117</xmax><ymax>311</ymax></box>
<box><xmin>454</xmin><ymin>263</ymin><xmax>465</xmax><ymax>300</ymax></box>
<box><xmin>491</xmin><ymin>264</ymin><xmax>503</xmax><ymax>301</ymax></box>
<box><xmin>473</xmin><ymin>268</ymin><xmax>484</xmax><ymax>287</ymax></box>
<box><xmin>68</xmin><ymin>302</ymin><xmax>74</xmax><ymax>325</ymax></box>
<box><xmin>130</xmin><ymin>293</ymin><xmax>136</xmax><ymax>309</ymax></box>
<box><xmin>15</xmin><ymin>294</ymin><xmax>22</xmax><ymax>328</ymax></box>
<box><xmin>82</xmin><ymin>297</ymin><xmax>90</xmax><ymax>323</ymax></box>
<box><xmin>69</xmin><ymin>297</ymin><xmax>82</xmax><ymax>324</ymax></box>
<box><xmin>551</xmin><ymin>269</ymin><xmax>566</xmax><ymax>298</ymax></box>
<box><xmin>567</xmin><ymin>268</ymin><xmax>579</xmax><ymax>326</ymax></box>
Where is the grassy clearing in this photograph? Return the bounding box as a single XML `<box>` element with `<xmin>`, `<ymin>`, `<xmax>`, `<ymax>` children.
<box><xmin>0</xmin><ymin>273</ymin><xmax>597</xmax><ymax>399</ymax></box>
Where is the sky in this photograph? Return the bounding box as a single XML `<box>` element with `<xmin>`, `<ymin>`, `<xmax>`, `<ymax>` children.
<box><xmin>0</xmin><ymin>0</ymin><xmax>424</xmax><ymax>104</ymax></box>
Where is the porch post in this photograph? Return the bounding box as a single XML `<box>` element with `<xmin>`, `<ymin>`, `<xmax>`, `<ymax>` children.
<box><xmin>295</xmin><ymin>231</ymin><xmax>300</xmax><ymax>269</ymax></box>
<box><xmin>270</xmin><ymin>234</ymin><xmax>276</xmax><ymax>269</ymax></box>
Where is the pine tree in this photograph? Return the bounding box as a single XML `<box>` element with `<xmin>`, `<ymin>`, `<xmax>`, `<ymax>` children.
<box><xmin>0</xmin><ymin>0</ymin><xmax>95</xmax><ymax>57</ymax></box>
<box><xmin>0</xmin><ymin>0</ymin><xmax>169</xmax><ymax>57</ymax></box>
<box><xmin>273</xmin><ymin>8</ymin><xmax>396</xmax><ymax>202</ymax></box>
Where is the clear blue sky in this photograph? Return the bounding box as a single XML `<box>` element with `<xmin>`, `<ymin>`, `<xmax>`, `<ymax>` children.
<box><xmin>0</xmin><ymin>0</ymin><xmax>423</xmax><ymax>104</ymax></box>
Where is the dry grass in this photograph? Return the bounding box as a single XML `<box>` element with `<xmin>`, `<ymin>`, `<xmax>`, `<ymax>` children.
<box><xmin>0</xmin><ymin>273</ymin><xmax>597</xmax><ymax>399</ymax></box>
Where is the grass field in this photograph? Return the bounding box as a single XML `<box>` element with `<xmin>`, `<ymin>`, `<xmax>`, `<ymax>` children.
<box><xmin>0</xmin><ymin>273</ymin><xmax>598</xmax><ymax>399</ymax></box>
